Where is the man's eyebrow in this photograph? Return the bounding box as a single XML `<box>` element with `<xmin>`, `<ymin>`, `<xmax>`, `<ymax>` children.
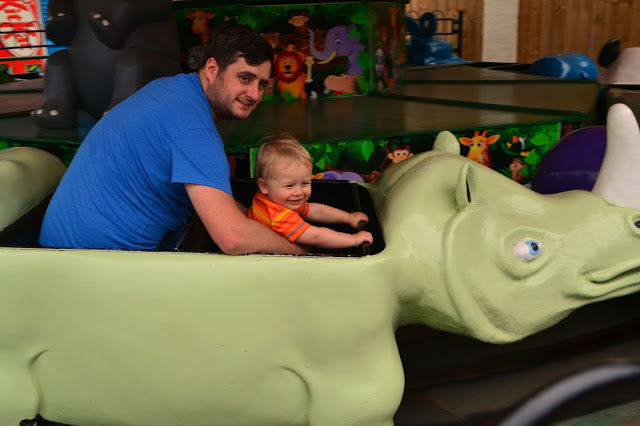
<box><xmin>237</xmin><ymin>70</ymin><xmax>258</xmax><ymax>78</ymax></box>
<box><xmin>236</xmin><ymin>70</ymin><xmax>268</xmax><ymax>86</ymax></box>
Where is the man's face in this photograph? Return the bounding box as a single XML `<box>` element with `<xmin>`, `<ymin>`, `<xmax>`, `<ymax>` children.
<box><xmin>206</xmin><ymin>57</ymin><xmax>271</xmax><ymax>121</ymax></box>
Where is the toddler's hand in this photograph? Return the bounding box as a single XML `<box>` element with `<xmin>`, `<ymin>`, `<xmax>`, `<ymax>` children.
<box><xmin>353</xmin><ymin>231</ymin><xmax>373</xmax><ymax>247</ymax></box>
<box><xmin>348</xmin><ymin>212</ymin><xmax>369</xmax><ymax>229</ymax></box>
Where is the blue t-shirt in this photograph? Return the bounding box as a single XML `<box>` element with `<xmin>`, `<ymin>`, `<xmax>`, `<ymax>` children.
<box><xmin>39</xmin><ymin>73</ymin><xmax>232</xmax><ymax>250</ymax></box>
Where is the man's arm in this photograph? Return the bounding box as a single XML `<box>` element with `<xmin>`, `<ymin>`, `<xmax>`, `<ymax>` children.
<box><xmin>185</xmin><ymin>184</ymin><xmax>306</xmax><ymax>255</ymax></box>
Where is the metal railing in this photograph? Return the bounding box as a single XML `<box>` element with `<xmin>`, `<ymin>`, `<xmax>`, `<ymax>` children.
<box><xmin>0</xmin><ymin>26</ymin><xmax>61</xmax><ymax>75</ymax></box>
<box><xmin>435</xmin><ymin>11</ymin><xmax>463</xmax><ymax>57</ymax></box>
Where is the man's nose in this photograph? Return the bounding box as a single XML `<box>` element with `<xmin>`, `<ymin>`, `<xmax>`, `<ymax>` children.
<box><xmin>247</xmin><ymin>83</ymin><xmax>260</xmax><ymax>100</ymax></box>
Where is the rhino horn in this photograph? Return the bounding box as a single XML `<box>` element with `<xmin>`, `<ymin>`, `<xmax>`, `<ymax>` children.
<box><xmin>592</xmin><ymin>103</ymin><xmax>640</xmax><ymax>208</ymax></box>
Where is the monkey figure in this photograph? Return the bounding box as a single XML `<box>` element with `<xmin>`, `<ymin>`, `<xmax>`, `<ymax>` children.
<box><xmin>288</xmin><ymin>9</ymin><xmax>312</xmax><ymax>51</ymax></box>
<box><xmin>380</xmin><ymin>145</ymin><xmax>414</xmax><ymax>171</ymax></box>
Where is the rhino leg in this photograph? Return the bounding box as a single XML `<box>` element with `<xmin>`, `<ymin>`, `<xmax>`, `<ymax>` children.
<box><xmin>0</xmin><ymin>356</ymin><xmax>40</xmax><ymax>426</ymax></box>
<box><xmin>307</xmin><ymin>345</ymin><xmax>404</xmax><ymax>426</ymax></box>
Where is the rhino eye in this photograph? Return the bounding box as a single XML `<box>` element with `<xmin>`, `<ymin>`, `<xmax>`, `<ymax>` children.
<box><xmin>514</xmin><ymin>239</ymin><xmax>542</xmax><ymax>261</ymax></box>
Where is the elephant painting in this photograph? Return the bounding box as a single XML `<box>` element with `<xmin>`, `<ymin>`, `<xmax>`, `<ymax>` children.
<box><xmin>308</xmin><ymin>24</ymin><xmax>365</xmax><ymax>76</ymax></box>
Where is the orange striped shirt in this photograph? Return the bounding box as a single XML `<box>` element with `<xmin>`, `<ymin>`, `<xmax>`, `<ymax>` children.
<box><xmin>246</xmin><ymin>192</ymin><xmax>310</xmax><ymax>242</ymax></box>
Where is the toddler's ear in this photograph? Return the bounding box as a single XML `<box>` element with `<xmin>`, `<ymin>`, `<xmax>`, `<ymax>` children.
<box><xmin>257</xmin><ymin>178</ymin><xmax>269</xmax><ymax>195</ymax></box>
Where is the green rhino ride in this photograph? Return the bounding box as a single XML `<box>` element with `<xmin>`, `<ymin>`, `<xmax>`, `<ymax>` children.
<box><xmin>2</xmin><ymin>103</ymin><xmax>640</xmax><ymax>426</ymax></box>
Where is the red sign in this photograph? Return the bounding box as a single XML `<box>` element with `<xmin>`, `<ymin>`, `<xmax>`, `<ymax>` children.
<box><xmin>0</xmin><ymin>0</ymin><xmax>46</xmax><ymax>74</ymax></box>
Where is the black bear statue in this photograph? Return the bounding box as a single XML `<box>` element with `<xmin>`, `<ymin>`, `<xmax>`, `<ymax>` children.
<box><xmin>32</xmin><ymin>0</ymin><xmax>182</xmax><ymax>129</ymax></box>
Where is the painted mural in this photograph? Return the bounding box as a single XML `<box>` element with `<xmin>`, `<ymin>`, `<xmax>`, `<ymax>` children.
<box><xmin>457</xmin><ymin>123</ymin><xmax>561</xmax><ymax>184</ymax></box>
<box><xmin>248</xmin><ymin>3</ymin><xmax>371</xmax><ymax>102</ymax></box>
<box><xmin>249</xmin><ymin>122</ymin><xmax>561</xmax><ymax>185</ymax></box>
<box><xmin>171</xmin><ymin>1</ymin><xmax>405</xmax><ymax>99</ymax></box>
<box><xmin>173</xmin><ymin>2</ymin><xmax>247</xmax><ymax>72</ymax></box>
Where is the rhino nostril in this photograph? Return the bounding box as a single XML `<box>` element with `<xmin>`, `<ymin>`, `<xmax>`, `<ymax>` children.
<box><xmin>635</xmin><ymin>220</ymin><xmax>640</xmax><ymax>228</ymax></box>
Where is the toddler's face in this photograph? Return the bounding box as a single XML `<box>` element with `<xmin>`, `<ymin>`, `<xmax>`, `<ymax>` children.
<box><xmin>259</xmin><ymin>161</ymin><xmax>312</xmax><ymax>211</ymax></box>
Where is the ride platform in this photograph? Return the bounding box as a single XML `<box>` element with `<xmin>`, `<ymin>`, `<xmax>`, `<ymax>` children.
<box><xmin>1</xmin><ymin>64</ymin><xmax>599</xmax><ymax>184</ymax></box>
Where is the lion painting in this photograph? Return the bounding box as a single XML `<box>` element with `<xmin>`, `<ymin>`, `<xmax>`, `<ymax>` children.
<box><xmin>260</xmin><ymin>32</ymin><xmax>280</xmax><ymax>50</ymax></box>
<box><xmin>274</xmin><ymin>50</ymin><xmax>307</xmax><ymax>100</ymax></box>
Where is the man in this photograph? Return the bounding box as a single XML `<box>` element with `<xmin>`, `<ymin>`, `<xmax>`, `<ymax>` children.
<box><xmin>39</xmin><ymin>24</ymin><xmax>305</xmax><ymax>255</ymax></box>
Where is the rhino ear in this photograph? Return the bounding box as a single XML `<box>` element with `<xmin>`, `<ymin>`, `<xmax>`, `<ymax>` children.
<box><xmin>455</xmin><ymin>162</ymin><xmax>477</xmax><ymax>210</ymax></box>
<box><xmin>433</xmin><ymin>131</ymin><xmax>461</xmax><ymax>155</ymax></box>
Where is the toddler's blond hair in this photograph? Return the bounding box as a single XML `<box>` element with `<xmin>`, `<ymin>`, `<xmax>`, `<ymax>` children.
<box><xmin>255</xmin><ymin>133</ymin><xmax>313</xmax><ymax>180</ymax></box>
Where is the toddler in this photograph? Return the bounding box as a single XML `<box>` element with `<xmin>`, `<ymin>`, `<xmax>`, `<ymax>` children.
<box><xmin>247</xmin><ymin>133</ymin><xmax>373</xmax><ymax>249</ymax></box>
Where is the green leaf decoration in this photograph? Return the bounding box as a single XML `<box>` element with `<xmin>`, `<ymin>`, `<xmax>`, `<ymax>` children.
<box><xmin>361</xmin><ymin>140</ymin><xmax>375</xmax><ymax>162</ymax></box>
<box><xmin>351</xmin><ymin>13</ymin><xmax>370</xmax><ymax>25</ymax></box>
<box><xmin>530</xmin><ymin>134</ymin><xmax>549</xmax><ymax>146</ymax></box>
<box><xmin>524</xmin><ymin>150</ymin><xmax>540</xmax><ymax>165</ymax></box>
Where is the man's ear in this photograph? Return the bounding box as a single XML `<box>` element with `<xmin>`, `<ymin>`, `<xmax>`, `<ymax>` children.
<box><xmin>204</xmin><ymin>57</ymin><xmax>219</xmax><ymax>81</ymax></box>
<box><xmin>257</xmin><ymin>178</ymin><xmax>268</xmax><ymax>195</ymax></box>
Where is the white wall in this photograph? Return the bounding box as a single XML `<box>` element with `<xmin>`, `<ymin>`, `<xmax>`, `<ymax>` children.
<box><xmin>482</xmin><ymin>0</ymin><xmax>519</xmax><ymax>62</ymax></box>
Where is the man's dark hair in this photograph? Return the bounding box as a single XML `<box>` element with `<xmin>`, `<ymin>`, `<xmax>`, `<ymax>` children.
<box><xmin>195</xmin><ymin>23</ymin><xmax>273</xmax><ymax>72</ymax></box>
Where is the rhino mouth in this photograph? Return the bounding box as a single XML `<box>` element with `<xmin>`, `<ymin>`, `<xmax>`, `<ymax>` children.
<box><xmin>584</xmin><ymin>258</ymin><xmax>640</xmax><ymax>294</ymax></box>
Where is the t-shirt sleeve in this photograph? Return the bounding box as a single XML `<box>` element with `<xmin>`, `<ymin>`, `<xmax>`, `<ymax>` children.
<box><xmin>170</xmin><ymin>128</ymin><xmax>232</xmax><ymax>197</ymax></box>
<box><xmin>295</xmin><ymin>201</ymin><xmax>310</xmax><ymax>218</ymax></box>
<box><xmin>272</xmin><ymin>210</ymin><xmax>310</xmax><ymax>242</ymax></box>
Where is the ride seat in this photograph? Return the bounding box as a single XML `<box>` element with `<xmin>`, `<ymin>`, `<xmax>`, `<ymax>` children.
<box><xmin>0</xmin><ymin>147</ymin><xmax>66</xmax><ymax>246</ymax></box>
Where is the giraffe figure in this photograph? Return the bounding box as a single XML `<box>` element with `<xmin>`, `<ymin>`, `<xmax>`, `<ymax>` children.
<box><xmin>187</xmin><ymin>10</ymin><xmax>215</xmax><ymax>46</ymax></box>
<box><xmin>458</xmin><ymin>130</ymin><xmax>501</xmax><ymax>168</ymax></box>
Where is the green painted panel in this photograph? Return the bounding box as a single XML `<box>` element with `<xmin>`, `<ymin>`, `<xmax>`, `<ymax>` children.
<box><xmin>247</xmin><ymin>121</ymin><xmax>561</xmax><ymax>186</ymax></box>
